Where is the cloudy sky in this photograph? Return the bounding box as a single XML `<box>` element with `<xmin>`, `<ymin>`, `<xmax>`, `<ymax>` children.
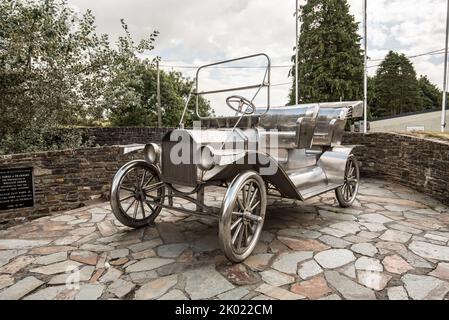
<box><xmin>67</xmin><ymin>0</ymin><xmax>448</xmax><ymax>115</ymax></box>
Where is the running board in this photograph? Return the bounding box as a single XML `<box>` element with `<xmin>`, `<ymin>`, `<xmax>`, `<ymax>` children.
<box><xmin>300</xmin><ymin>183</ymin><xmax>343</xmax><ymax>200</ymax></box>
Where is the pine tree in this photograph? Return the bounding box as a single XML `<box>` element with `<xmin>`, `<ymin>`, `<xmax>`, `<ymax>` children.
<box><xmin>418</xmin><ymin>75</ymin><xmax>442</xmax><ymax>110</ymax></box>
<box><xmin>373</xmin><ymin>51</ymin><xmax>422</xmax><ymax>117</ymax></box>
<box><xmin>289</xmin><ymin>0</ymin><xmax>363</xmax><ymax>104</ymax></box>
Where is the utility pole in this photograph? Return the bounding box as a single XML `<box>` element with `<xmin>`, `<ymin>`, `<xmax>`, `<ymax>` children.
<box><xmin>295</xmin><ymin>0</ymin><xmax>299</xmax><ymax>105</ymax></box>
<box><xmin>156</xmin><ymin>59</ymin><xmax>162</xmax><ymax>128</ymax></box>
<box><xmin>363</xmin><ymin>0</ymin><xmax>368</xmax><ymax>134</ymax></box>
<box><xmin>442</xmin><ymin>0</ymin><xmax>449</xmax><ymax>132</ymax></box>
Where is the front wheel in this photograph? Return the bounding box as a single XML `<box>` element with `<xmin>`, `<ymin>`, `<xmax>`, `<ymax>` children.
<box><xmin>335</xmin><ymin>155</ymin><xmax>360</xmax><ymax>208</ymax></box>
<box><xmin>219</xmin><ymin>171</ymin><xmax>267</xmax><ymax>263</ymax></box>
<box><xmin>110</xmin><ymin>161</ymin><xmax>165</xmax><ymax>228</ymax></box>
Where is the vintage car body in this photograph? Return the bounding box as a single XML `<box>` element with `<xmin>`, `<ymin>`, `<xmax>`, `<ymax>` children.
<box><xmin>110</xmin><ymin>54</ymin><xmax>363</xmax><ymax>262</ymax></box>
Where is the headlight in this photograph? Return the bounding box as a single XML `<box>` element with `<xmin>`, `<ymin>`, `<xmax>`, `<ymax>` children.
<box><xmin>144</xmin><ymin>143</ymin><xmax>160</xmax><ymax>164</ymax></box>
<box><xmin>198</xmin><ymin>145</ymin><xmax>215</xmax><ymax>171</ymax></box>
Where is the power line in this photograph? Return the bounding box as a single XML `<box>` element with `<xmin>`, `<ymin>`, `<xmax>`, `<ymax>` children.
<box><xmin>367</xmin><ymin>48</ymin><xmax>447</xmax><ymax>69</ymax></box>
<box><xmin>159</xmin><ymin>64</ymin><xmax>292</xmax><ymax>69</ymax></box>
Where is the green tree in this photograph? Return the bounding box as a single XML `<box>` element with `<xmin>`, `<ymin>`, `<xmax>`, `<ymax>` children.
<box><xmin>108</xmin><ymin>67</ymin><xmax>212</xmax><ymax>127</ymax></box>
<box><xmin>373</xmin><ymin>51</ymin><xmax>422</xmax><ymax>117</ymax></box>
<box><xmin>289</xmin><ymin>0</ymin><xmax>363</xmax><ymax>104</ymax></box>
<box><xmin>418</xmin><ymin>75</ymin><xmax>442</xmax><ymax>110</ymax></box>
<box><xmin>0</xmin><ymin>0</ymin><xmax>213</xmax><ymax>154</ymax></box>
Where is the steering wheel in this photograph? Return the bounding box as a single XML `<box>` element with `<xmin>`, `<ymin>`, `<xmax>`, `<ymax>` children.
<box><xmin>226</xmin><ymin>95</ymin><xmax>256</xmax><ymax>115</ymax></box>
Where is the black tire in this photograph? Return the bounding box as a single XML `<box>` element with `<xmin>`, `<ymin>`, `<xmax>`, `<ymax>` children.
<box><xmin>335</xmin><ymin>155</ymin><xmax>360</xmax><ymax>208</ymax></box>
<box><xmin>110</xmin><ymin>161</ymin><xmax>165</xmax><ymax>228</ymax></box>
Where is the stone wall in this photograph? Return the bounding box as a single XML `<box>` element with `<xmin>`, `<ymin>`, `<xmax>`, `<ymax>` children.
<box><xmin>77</xmin><ymin>127</ymin><xmax>172</xmax><ymax>146</ymax></box>
<box><xmin>0</xmin><ymin>147</ymin><xmax>144</xmax><ymax>224</ymax></box>
<box><xmin>343</xmin><ymin>132</ymin><xmax>449</xmax><ymax>206</ymax></box>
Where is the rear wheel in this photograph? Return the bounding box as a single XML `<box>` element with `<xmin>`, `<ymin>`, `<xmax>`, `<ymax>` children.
<box><xmin>219</xmin><ymin>171</ymin><xmax>267</xmax><ymax>263</ymax></box>
<box><xmin>110</xmin><ymin>161</ymin><xmax>165</xmax><ymax>228</ymax></box>
<box><xmin>335</xmin><ymin>155</ymin><xmax>360</xmax><ymax>208</ymax></box>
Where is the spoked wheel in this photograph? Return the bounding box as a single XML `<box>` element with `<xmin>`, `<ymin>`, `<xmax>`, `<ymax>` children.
<box><xmin>110</xmin><ymin>161</ymin><xmax>165</xmax><ymax>228</ymax></box>
<box><xmin>219</xmin><ymin>171</ymin><xmax>267</xmax><ymax>263</ymax></box>
<box><xmin>335</xmin><ymin>155</ymin><xmax>360</xmax><ymax>208</ymax></box>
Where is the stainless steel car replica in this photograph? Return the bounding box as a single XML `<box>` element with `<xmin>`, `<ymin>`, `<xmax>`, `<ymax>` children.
<box><xmin>110</xmin><ymin>54</ymin><xmax>363</xmax><ymax>262</ymax></box>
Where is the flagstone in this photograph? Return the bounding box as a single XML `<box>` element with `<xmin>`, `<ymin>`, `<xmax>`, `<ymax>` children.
<box><xmin>260</xmin><ymin>269</ymin><xmax>295</xmax><ymax>287</ymax></box>
<box><xmin>330</xmin><ymin>222</ymin><xmax>360</xmax><ymax>235</ymax></box>
<box><xmin>0</xmin><ymin>250</ymin><xmax>27</xmax><ymax>268</ymax></box>
<box><xmin>382</xmin><ymin>255</ymin><xmax>413</xmax><ymax>274</ymax></box>
<box><xmin>424</xmin><ymin>233</ymin><xmax>448</xmax><ymax>243</ymax></box>
<box><xmin>318</xmin><ymin>235</ymin><xmax>351</xmax><ymax>249</ymax></box>
<box><xmin>24</xmin><ymin>284</ymin><xmax>76</xmax><ymax>300</ymax></box>
<box><xmin>158</xmin><ymin>289</ymin><xmax>188</xmax><ymax>300</ymax></box>
<box><xmin>217</xmin><ymin>263</ymin><xmax>260</xmax><ymax>285</ymax></box>
<box><xmin>129</xmin><ymin>271</ymin><xmax>158</xmax><ymax>284</ymax></box>
<box><xmin>388</xmin><ymin>223</ymin><xmax>422</xmax><ymax>235</ymax></box>
<box><xmin>277</xmin><ymin>228</ymin><xmax>321</xmax><ymax>239</ymax></box>
<box><xmin>108</xmin><ymin>279</ymin><xmax>135</xmax><ymax>298</ymax></box>
<box><xmin>110</xmin><ymin>248</ymin><xmax>129</xmax><ymax>259</ymax></box>
<box><xmin>380</xmin><ymin>230</ymin><xmax>412</xmax><ymax>243</ymax></box>
<box><xmin>29</xmin><ymin>246</ymin><xmax>76</xmax><ymax>255</ymax></box>
<box><xmin>79</xmin><ymin>243</ymin><xmax>114</xmax><ymax>252</ymax></box>
<box><xmin>97</xmin><ymin>221</ymin><xmax>117</xmax><ymax>237</ymax></box>
<box><xmin>290</xmin><ymin>276</ymin><xmax>332</xmax><ymax>299</ymax></box>
<box><xmin>183</xmin><ymin>266</ymin><xmax>233</xmax><ymax>300</ymax></box>
<box><xmin>34</xmin><ymin>252</ymin><xmax>67</xmax><ymax>265</ymax></box>
<box><xmin>409</xmin><ymin>241</ymin><xmax>449</xmax><ymax>262</ymax></box>
<box><xmin>324</xmin><ymin>271</ymin><xmax>376</xmax><ymax>300</ymax></box>
<box><xmin>53</xmin><ymin>236</ymin><xmax>81</xmax><ymax>246</ymax></box>
<box><xmin>70</xmin><ymin>251</ymin><xmax>98</xmax><ymax>265</ymax></box>
<box><xmin>128</xmin><ymin>239</ymin><xmax>163</xmax><ymax>253</ymax></box>
<box><xmin>0</xmin><ymin>255</ymin><xmax>35</xmax><ymax>274</ymax></box>
<box><xmin>125</xmin><ymin>258</ymin><xmax>174</xmax><ymax>273</ymax></box>
<box><xmin>0</xmin><ymin>275</ymin><xmax>14</xmax><ymax>290</ymax></box>
<box><xmin>277</xmin><ymin>237</ymin><xmax>329</xmax><ymax>252</ymax></box>
<box><xmin>30</xmin><ymin>260</ymin><xmax>81</xmax><ymax>275</ymax></box>
<box><xmin>359</xmin><ymin>222</ymin><xmax>387</xmax><ymax>232</ymax></box>
<box><xmin>157</xmin><ymin>243</ymin><xmax>189</xmax><ymax>258</ymax></box>
<box><xmin>320</xmin><ymin>228</ymin><xmax>348</xmax><ymax>238</ymax></box>
<box><xmin>256</xmin><ymin>283</ymin><xmax>304</xmax><ymax>300</ymax></box>
<box><xmin>315</xmin><ymin>249</ymin><xmax>355</xmax><ymax>269</ymax></box>
<box><xmin>355</xmin><ymin>257</ymin><xmax>383</xmax><ymax>272</ymax></box>
<box><xmin>75</xmin><ymin>284</ymin><xmax>104</xmax><ymax>300</ymax></box>
<box><xmin>298</xmin><ymin>260</ymin><xmax>323</xmax><ymax>280</ymax></box>
<box><xmin>429</xmin><ymin>263</ymin><xmax>449</xmax><ymax>280</ymax></box>
<box><xmin>0</xmin><ymin>239</ymin><xmax>51</xmax><ymax>250</ymax></box>
<box><xmin>49</xmin><ymin>265</ymin><xmax>95</xmax><ymax>284</ymax></box>
<box><xmin>402</xmin><ymin>274</ymin><xmax>449</xmax><ymax>300</ymax></box>
<box><xmin>244</xmin><ymin>254</ymin><xmax>273</xmax><ymax>271</ymax></box>
<box><xmin>359</xmin><ymin>214</ymin><xmax>393</xmax><ymax>224</ymax></box>
<box><xmin>351</xmin><ymin>243</ymin><xmax>378</xmax><ymax>257</ymax></box>
<box><xmin>357</xmin><ymin>271</ymin><xmax>391</xmax><ymax>291</ymax></box>
<box><xmin>132</xmin><ymin>249</ymin><xmax>156</xmax><ymax>260</ymax></box>
<box><xmin>0</xmin><ymin>276</ymin><xmax>43</xmax><ymax>300</ymax></box>
<box><xmin>387</xmin><ymin>286</ymin><xmax>409</xmax><ymax>300</ymax></box>
<box><xmin>272</xmin><ymin>251</ymin><xmax>314</xmax><ymax>274</ymax></box>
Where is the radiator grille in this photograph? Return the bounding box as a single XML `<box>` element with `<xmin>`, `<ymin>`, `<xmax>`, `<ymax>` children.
<box><xmin>161</xmin><ymin>139</ymin><xmax>197</xmax><ymax>186</ymax></box>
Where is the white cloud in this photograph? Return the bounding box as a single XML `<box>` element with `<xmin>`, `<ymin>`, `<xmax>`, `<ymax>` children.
<box><xmin>68</xmin><ymin>0</ymin><xmax>449</xmax><ymax>115</ymax></box>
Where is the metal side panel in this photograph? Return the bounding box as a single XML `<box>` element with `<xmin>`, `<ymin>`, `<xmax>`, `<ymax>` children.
<box><xmin>317</xmin><ymin>148</ymin><xmax>354</xmax><ymax>186</ymax></box>
<box><xmin>288</xmin><ymin>166</ymin><xmax>327</xmax><ymax>192</ymax></box>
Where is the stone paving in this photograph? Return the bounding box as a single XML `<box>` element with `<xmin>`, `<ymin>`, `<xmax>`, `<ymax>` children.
<box><xmin>0</xmin><ymin>178</ymin><xmax>449</xmax><ymax>300</ymax></box>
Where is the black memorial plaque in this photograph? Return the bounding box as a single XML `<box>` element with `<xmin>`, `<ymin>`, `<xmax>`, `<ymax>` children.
<box><xmin>0</xmin><ymin>168</ymin><xmax>34</xmax><ymax>210</ymax></box>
